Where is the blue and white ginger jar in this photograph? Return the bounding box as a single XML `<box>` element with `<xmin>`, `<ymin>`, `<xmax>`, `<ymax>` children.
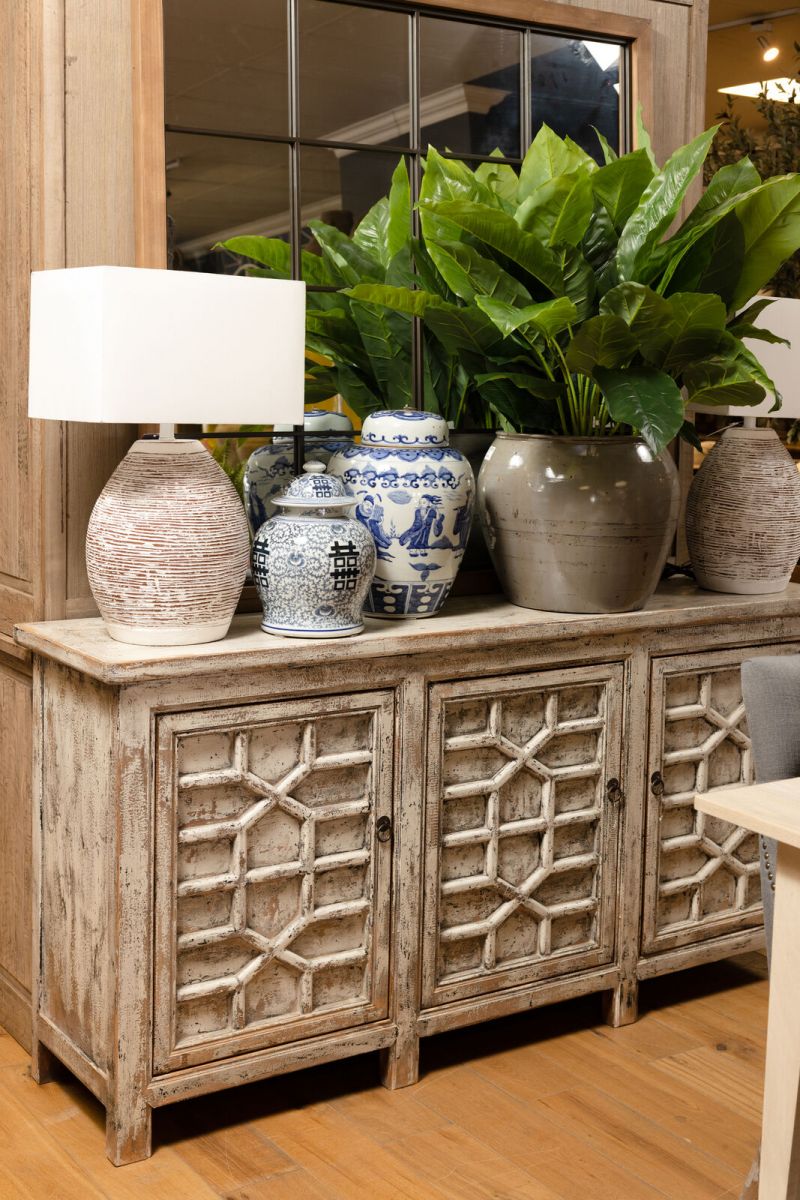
<box><xmin>328</xmin><ymin>409</ymin><xmax>474</xmax><ymax>619</ymax></box>
<box><xmin>244</xmin><ymin>408</ymin><xmax>354</xmax><ymax>536</ymax></box>
<box><xmin>252</xmin><ymin>462</ymin><xmax>376</xmax><ymax>639</ymax></box>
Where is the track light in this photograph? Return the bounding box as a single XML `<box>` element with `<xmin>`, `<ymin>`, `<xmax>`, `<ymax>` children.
<box><xmin>753</xmin><ymin>22</ymin><xmax>780</xmax><ymax>62</ymax></box>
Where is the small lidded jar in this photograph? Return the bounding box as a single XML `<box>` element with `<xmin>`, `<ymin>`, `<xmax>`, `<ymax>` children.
<box><xmin>251</xmin><ymin>462</ymin><xmax>376</xmax><ymax>638</ymax></box>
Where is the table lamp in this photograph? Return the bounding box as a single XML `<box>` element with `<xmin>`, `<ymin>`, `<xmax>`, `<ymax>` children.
<box><xmin>686</xmin><ymin>296</ymin><xmax>800</xmax><ymax>595</ymax></box>
<box><xmin>28</xmin><ymin>266</ymin><xmax>305</xmax><ymax>645</ymax></box>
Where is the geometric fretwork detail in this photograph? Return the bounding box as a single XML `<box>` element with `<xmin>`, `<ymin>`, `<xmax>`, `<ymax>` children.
<box><xmin>655</xmin><ymin>668</ymin><xmax>761</xmax><ymax>934</ymax></box>
<box><xmin>435</xmin><ymin>683</ymin><xmax>609</xmax><ymax>985</ymax></box>
<box><xmin>171</xmin><ymin>712</ymin><xmax>378</xmax><ymax>1047</ymax></box>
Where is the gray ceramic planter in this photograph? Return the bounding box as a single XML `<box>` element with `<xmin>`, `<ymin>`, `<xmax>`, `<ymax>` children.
<box><xmin>477</xmin><ymin>433</ymin><xmax>680</xmax><ymax>614</ymax></box>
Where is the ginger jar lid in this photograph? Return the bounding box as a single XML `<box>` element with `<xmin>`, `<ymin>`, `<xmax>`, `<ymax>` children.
<box><xmin>274</xmin><ymin>462</ymin><xmax>355</xmax><ymax>511</ymax></box>
<box><xmin>361</xmin><ymin>408</ymin><xmax>448</xmax><ymax>448</ymax></box>
<box><xmin>273</xmin><ymin>408</ymin><xmax>354</xmax><ymax>435</ymax></box>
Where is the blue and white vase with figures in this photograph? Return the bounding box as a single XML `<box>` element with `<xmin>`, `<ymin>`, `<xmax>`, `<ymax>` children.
<box><xmin>328</xmin><ymin>409</ymin><xmax>474</xmax><ymax>619</ymax></box>
<box><xmin>243</xmin><ymin>408</ymin><xmax>354</xmax><ymax>536</ymax></box>
<box><xmin>252</xmin><ymin>462</ymin><xmax>376</xmax><ymax>638</ymax></box>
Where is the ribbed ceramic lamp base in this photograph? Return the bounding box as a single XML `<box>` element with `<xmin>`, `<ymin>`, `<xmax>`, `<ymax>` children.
<box><xmin>686</xmin><ymin>427</ymin><xmax>800</xmax><ymax>595</ymax></box>
<box><xmin>86</xmin><ymin>439</ymin><xmax>250</xmax><ymax>646</ymax></box>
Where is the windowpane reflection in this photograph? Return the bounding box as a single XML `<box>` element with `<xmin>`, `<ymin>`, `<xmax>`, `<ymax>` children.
<box><xmin>163</xmin><ymin>0</ymin><xmax>288</xmax><ymax>136</ymax></box>
<box><xmin>300</xmin><ymin>147</ymin><xmax>411</xmax><ymax>267</ymax></box>
<box><xmin>420</xmin><ymin>17</ymin><xmax>521</xmax><ymax>158</ymax></box>
<box><xmin>299</xmin><ymin>1</ymin><xmax>410</xmax><ymax>145</ymax></box>
<box><xmin>531</xmin><ymin>36</ymin><xmax>621</xmax><ymax>159</ymax></box>
<box><xmin>166</xmin><ymin>133</ymin><xmax>291</xmax><ymax>272</ymax></box>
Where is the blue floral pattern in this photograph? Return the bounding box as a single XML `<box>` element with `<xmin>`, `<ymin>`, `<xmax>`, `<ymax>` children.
<box><xmin>328</xmin><ymin>410</ymin><xmax>473</xmax><ymax>620</ymax></box>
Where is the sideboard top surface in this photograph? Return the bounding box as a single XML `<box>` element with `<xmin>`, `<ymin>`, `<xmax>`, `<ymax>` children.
<box><xmin>15</xmin><ymin>581</ymin><xmax>800</xmax><ymax>685</ymax></box>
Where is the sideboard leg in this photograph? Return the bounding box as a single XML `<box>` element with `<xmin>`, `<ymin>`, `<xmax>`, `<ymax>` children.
<box><xmin>105</xmin><ymin>1097</ymin><xmax>152</xmax><ymax>1166</ymax></box>
<box><xmin>603</xmin><ymin>977</ymin><xmax>639</xmax><ymax>1027</ymax></box>
<box><xmin>380</xmin><ymin>1034</ymin><xmax>420</xmax><ymax>1089</ymax></box>
<box><xmin>30</xmin><ymin>1036</ymin><xmax>60</xmax><ymax>1085</ymax></box>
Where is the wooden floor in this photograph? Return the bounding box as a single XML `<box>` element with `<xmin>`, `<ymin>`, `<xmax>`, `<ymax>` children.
<box><xmin>0</xmin><ymin>954</ymin><xmax>768</xmax><ymax>1199</ymax></box>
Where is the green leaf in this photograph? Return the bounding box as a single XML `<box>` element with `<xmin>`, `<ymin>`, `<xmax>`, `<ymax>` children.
<box><xmin>476</xmin><ymin>295</ymin><xmax>578</xmax><ymax>341</ymax></box>
<box><xmin>731</xmin><ymin>297</ymin><xmax>775</xmax><ymax>326</ymax></box>
<box><xmin>643</xmin><ymin>292</ymin><xmax>728</xmax><ymax>371</ymax></box>
<box><xmin>679</xmin><ymin>419</ymin><xmax>703</xmax><ymax>451</ymax></box>
<box><xmin>556</xmin><ymin>246</ymin><xmax>597</xmax><ymax>322</ymax></box>
<box><xmin>308</xmin><ymin>219</ymin><xmax>383</xmax><ymax>286</ymax></box>
<box><xmin>635</xmin><ymin>105</ymin><xmax>658</xmax><ymax>171</ymax></box>
<box><xmin>334</xmin><ymin>362</ymin><xmax>383</xmax><ymax>418</ymax></box>
<box><xmin>727</xmin><ymin>323</ymin><xmax>789</xmax><ymax>346</ymax></box>
<box><xmin>424</xmin><ymin>302</ymin><xmax>506</xmax><ymax>362</ymax></box>
<box><xmin>683</xmin><ymin>359</ymin><xmax>767</xmax><ymax>408</ymax></box>
<box><xmin>349</xmin><ymin>299</ymin><xmax>413</xmax><ymax>407</ymax></box>
<box><xmin>679</xmin><ymin>157</ymin><xmax>761</xmax><ymax>234</ymax></box>
<box><xmin>426</xmin><ymin>238</ymin><xmax>532</xmax><ymax>305</ymax></box>
<box><xmin>595</xmin><ymin>366</ymin><xmax>685</xmax><ymax>454</ymax></box>
<box><xmin>474</xmin><ymin>370</ymin><xmax>563</xmax><ymax>400</ymax></box>
<box><xmin>565</xmin><ymin>315</ymin><xmax>638</xmax><ymax>375</ymax></box>
<box><xmin>599</xmin><ymin>282</ymin><xmax>673</xmax><ymax>343</ymax></box>
<box><xmin>425</xmin><ymin>200</ymin><xmax>563</xmax><ymax>294</ymax></box>
<box><xmin>474</xmin><ymin>154</ymin><xmax>519</xmax><ymax>205</ymax></box>
<box><xmin>518</xmin><ymin>124</ymin><xmax>591</xmax><ymax>199</ymax></box>
<box><xmin>218</xmin><ymin>236</ymin><xmax>291</xmax><ymax>277</ymax></box>
<box><xmin>661</xmin><ymin>211</ymin><xmax>745</xmax><ymax>306</ymax></box>
<box><xmin>591</xmin><ymin>151</ymin><xmax>655</xmax><ymax>230</ymax></box>
<box><xmin>728</xmin><ymin>174</ymin><xmax>800</xmax><ymax>310</ymax></box>
<box><xmin>387</xmin><ymin>157</ymin><xmax>412</xmax><ymax>259</ymax></box>
<box><xmin>593</xmin><ymin>127</ymin><xmax>618</xmax><ymax>164</ymax></box>
<box><xmin>353</xmin><ymin>197</ymin><xmax>392</xmax><ymax>267</ymax></box>
<box><xmin>616</xmin><ymin>125</ymin><xmax>719</xmax><ymax>282</ymax></box>
<box><xmin>516</xmin><ymin>171</ymin><xmax>594</xmax><ymax>246</ymax></box>
<box><xmin>420</xmin><ymin>146</ymin><xmax>499</xmax><ymax>209</ymax></box>
<box><xmin>582</xmin><ymin>205</ymin><xmax>618</xmax><ymax>272</ymax></box>
<box><xmin>345</xmin><ymin>282</ymin><xmax>443</xmax><ymax>318</ymax></box>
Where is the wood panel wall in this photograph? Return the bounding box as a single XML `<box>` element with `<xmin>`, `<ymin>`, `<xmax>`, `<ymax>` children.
<box><xmin>0</xmin><ymin>0</ymin><xmax>709</xmax><ymax>1050</ymax></box>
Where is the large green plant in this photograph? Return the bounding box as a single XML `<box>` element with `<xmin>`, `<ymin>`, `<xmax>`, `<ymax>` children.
<box><xmin>348</xmin><ymin>119</ymin><xmax>800</xmax><ymax>453</ymax></box>
<box><xmin>219</xmin><ymin>162</ymin><xmax>487</xmax><ymax>426</ymax></box>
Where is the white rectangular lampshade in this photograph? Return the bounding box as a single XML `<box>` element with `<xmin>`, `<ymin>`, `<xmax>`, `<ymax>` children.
<box><xmin>691</xmin><ymin>296</ymin><xmax>800</xmax><ymax>419</ymax></box>
<box><xmin>28</xmin><ymin>266</ymin><xmax>306</xmax><ymax>425</ymax></box>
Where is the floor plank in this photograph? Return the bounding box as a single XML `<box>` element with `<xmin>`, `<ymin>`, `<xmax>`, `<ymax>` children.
<box><xmin>0</xmin><ymin>953</ymin><xmax>768</xmax><ymax>1199</ymax></box>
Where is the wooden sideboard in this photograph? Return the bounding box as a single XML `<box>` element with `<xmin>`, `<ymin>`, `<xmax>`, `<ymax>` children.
<box><xmin>16</xmin><ymin>580</ymin><xmax>786</xmax><ymax>1165</ymax></box>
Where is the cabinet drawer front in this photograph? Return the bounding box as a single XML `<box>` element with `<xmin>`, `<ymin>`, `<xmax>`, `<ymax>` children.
<box><xmin>423</xmin><ymin>664</ymin><xmax>624</xmax><ymax>1009</ymax></box>
<box><xmin>643</xmin><ymin>644</ymin><xmax>800</xmax><ymax>956</ymax></box>
<box><xmin>153</xmin><ymin>691</ymin><xmax>394</xmax><ymax>1073</ymax></box>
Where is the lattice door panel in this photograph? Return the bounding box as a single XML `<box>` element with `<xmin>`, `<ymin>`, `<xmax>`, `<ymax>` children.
<box><xmin>423</xmin><ymin>664</ymin><xmax>624</xmax><ymax>1009</ymax></box>
<box><xmin>154</xmin><ymin>691</ymin><xmax>393</xmax><ymax>1072</ymax></box>
<box><xmin>642</xmin><ymin>644</ymin><xmax>800</xmax><ymax>955</ymax></box>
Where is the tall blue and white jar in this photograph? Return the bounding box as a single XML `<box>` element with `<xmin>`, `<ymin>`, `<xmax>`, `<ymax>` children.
<box><xmin>328</xmin><ymin>409</ymin><xmax>474</xmax><ymax>619</ymax></box>
<box><xmin>243</xmin><ymin>409</ymin><xmax>354</xmax><ymax>536</ymax></box>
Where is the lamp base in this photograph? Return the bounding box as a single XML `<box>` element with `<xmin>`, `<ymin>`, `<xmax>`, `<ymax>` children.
<box><xmin>686</xmin><ymin>427</ymin><xmax>800</xmax><ymax>595</ymax></box>
<box><xmin>86</xmin><ymin>439</ymin><xmax>250</xmax><ymax>646</ymax></box>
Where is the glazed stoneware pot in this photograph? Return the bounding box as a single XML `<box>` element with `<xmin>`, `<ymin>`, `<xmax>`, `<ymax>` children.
<box><xmin>243</xmin><ymin>408</ymin><xmax>354</xmax><ymax>535</ymax></box>
<box><xmin>328</xmin><ymin>409</ymin><xmax>474</xmax><ymax>619</ymax></box>
<box><xmin>251</xmin><ymin>462</ymin><xmax>376</xmax><ymax>638</ymax></box>
<box><xmin>477</xmin><ymin>433</ymin><xmax>680</xmax><ymax>614</ymax></box>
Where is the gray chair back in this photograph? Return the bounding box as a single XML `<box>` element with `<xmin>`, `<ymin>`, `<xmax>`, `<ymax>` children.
<box><xmin>741</xmin><ymin>654</ymin><xmax>800</xmax><ymax>959</ymax></box>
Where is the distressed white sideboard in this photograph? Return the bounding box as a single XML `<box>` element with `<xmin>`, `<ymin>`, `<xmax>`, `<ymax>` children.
<box><xmin>17</xmin><ymin>583</ymin><xmax>800</xmax><ymax>1164</ymax></box>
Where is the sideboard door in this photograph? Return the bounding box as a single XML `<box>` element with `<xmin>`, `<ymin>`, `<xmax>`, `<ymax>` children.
<box><xmin>153</xmin><ymin>690</ymin><xmax>394</xmax><ymax>1074</ymax></box>
<box><xmin>422</xmin><ymin>664</ymin><xmax>624</xmax><ymax>1010</ymax></box>
<box><xmin>642</xmin><ymin>643</ymin><xmax>800</xmax><ymax>957</ymax></box>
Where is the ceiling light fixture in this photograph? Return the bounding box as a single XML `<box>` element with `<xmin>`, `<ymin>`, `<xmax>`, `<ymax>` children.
<box><xmin>752</xmin><ymin>21</ymin><xmax>780</xmax><ymax>61</ymax></box>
